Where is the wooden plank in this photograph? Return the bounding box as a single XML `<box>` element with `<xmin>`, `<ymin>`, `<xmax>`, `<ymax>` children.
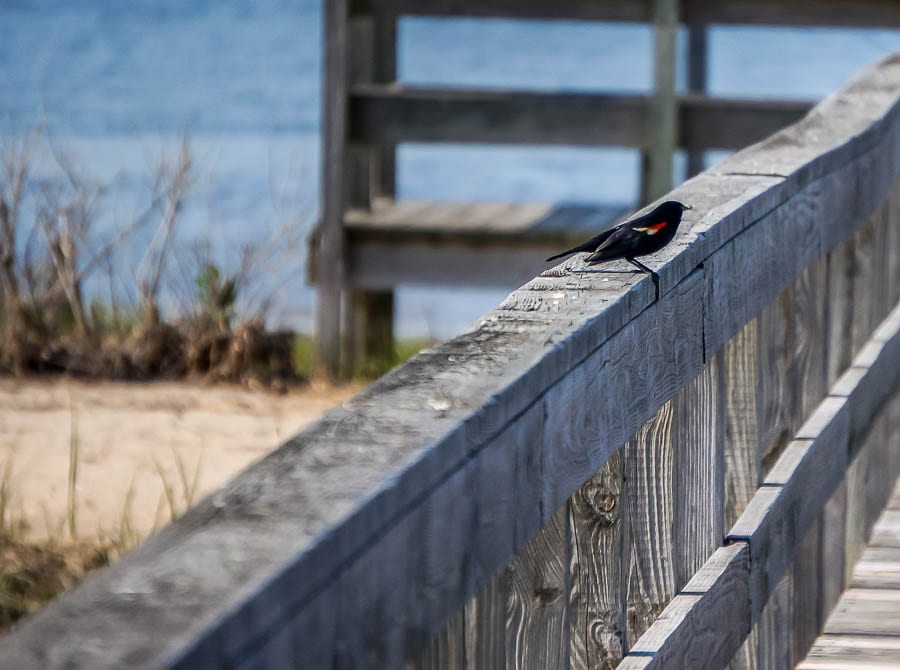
<box><xmin>755</xmin><ymin>569</ymin><xmax>793</xmax><ymax>670</ymax></box>
<box><xmin>350</xmin><ymin>86</ymin><xmax>811</xmax><ymax>150</ymax></box>
<box><xmin>727</xmin><ymin>394</ymin><xmax>849</xmax><ymax>615</ymax></box>
<box><xmin>820</xmin><ymin>480</ymin><xmax>848</xmax><ymax>619</ymax></box>
<box><xmin>831</xmin><ymin>302</ymin><xmax>900</xmax><ymax>449</ymax></box>
<box><xmin>721</xmin><ymin>321</ymin><xmax>762</xmax><ymax>530</ymax></box>
<box><xmin>619</xmin><ymin>543</ymin><xmax>751</xmax><ymax>670</ymax></box>
<box><xmin>356</xmin><ymin>0</ymin><xmax>900</xmax><ymax>27</ymax></box>
<box><xmin>851</xmin><ymin>220</ymin><xmax>878</xmax><ymax>357</ymax></box>
<box><xmin>345</xmin><ymin>288</ymin><xmax>394</xmax><ymax>378</ymax></box>
<box><xmin>505</xmin><ymin>506</ymin><xmax>570</xmax><ymax>670</ymax></box>
<box><xmin>800</xmin><ymin>635</ymin><xmax>900</xmax><ymax>669</ymax></box>
<box><xmin>623</xmin><ymin>401</ymin><xmax>677</xmax><ymax>647</ymax></box>
<box><xmin>785</xmin><ymin>256</ymin><xmax>830</xmax><ymax>438</ymax></box>
<box><xmin>851</xmin><ymin>545</ymin><xmax>900</xmax><ymax>589</ymax></box>
<box><xmin>686</xmin><ymin>23</ymin><xmax>708</xmax><ymax>178</ymax></box>
<box><xmin>791</xmin><ymin>519</ymin><xmax>823</xmax><ymax>664</ymax></box>
<box><xmin>568</xmin><ymin>452</ymin><xmax>626</xmax><ymax>669</ymax></box>
<box><xmin>826</xmin><ymin>239</ymin><xmax>856</xmax><ymax>386</ymax></box>
<box><xmin>463</xmin><ymin>572</ymin><xmax>507</xmax><ymax>670</ymax></box>
<box><xmin>755</xmin><ymin>295</ymin><xmax>793</xmax><ymax>477</ymax></box>
<box><xmin>641</xmin><ymin>0</ymin><xmax>678</xmax><ymax>203</ymax></box>
<box><xmin>346</xmin><ymin>201</ymin><xmax>625</xmax><ymax>238</ymax></box>
<box><xmin>673</xmin><ymin>359</ymin><xmax>725</xmax><ymax>587</ymax></box>
<box><xmin>316</xmin><ymin>0</ymin><xmax>350</xmax><ymax>377</ymax></box>
<box><xmin>823</xmin><ymin>588</ymin><xmax>900</xmax><ymax>637</ymax></box>
<box><xmin>411</xmin><ymin>611</ymin><xmax>465</xmax><ymax>670</ymax></box>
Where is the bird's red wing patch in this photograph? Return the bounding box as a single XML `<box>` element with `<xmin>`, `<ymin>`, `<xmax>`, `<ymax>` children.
<box><xmin>634</xmin><ymin>221</ymin><xmax>668</xmax><ymax>233</ymax></box>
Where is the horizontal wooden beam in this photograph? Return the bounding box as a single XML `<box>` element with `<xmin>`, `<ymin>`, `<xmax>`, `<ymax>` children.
<box><xmin>353</xmin><ymin>0</ymin><xmax>900</xmax><ymax>27</ymax></box>
<box><xmin>349</xmin><ymin>85</ymin><xmax>812</xmax><ymax>149</ymax></box>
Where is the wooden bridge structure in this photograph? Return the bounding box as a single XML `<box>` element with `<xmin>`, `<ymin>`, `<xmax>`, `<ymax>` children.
<box><xmin>311</xmin><ymin>0</ymin><xmax>900</xmax><ymax>377</ymax></box>
<box><xmin>0</xmin><ymin>52</ymin><xmax>899</xmax><ymax>669</ymax></box>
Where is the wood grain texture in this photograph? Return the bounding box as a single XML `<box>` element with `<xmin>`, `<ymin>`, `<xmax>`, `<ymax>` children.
<box><xmin>568</xmin><ymin>452</ymin><xmax>626</xmax><ymax>669</ymax></box>
<box><xmin>820</xmin><ymin>480</ymin><xmax>848</xmax><ymax>620</ymax></box>
<box><xmin>721</xmin><ymin>322</ymin><xmax>762</xmax><ymax>530</ymax></box>
<box><xmin>463</xmin><ymin>572</ymin><xmax>506</xmax><ymax>670</ymax></box>
<box><xmin>785</xmin><ymin>256</ymin><xmax>830</xmax><ymax>438</ymax></box>
<box><xmin>791</xmin><ymin>519</ymin><xmax>823</xmax><ymax>665</ymax></box>
<box><xmin>673</xmin><ymin>359</ymin><xmax>726</xmax><ymax>587</ymax></box>
<box><xmin>825</xmin><ymin>239</ymin><xmax>856</xmax><ymax>386</ymax></box>
<box><xmin>755</xmin><ymin>570</ymin><xmax>793</xmax><ymax>670</ymax></box>
<box><xmin>505</xmin><ymin>506</ymin><xmax>570</xmax><ymax>670</ymax></box>
<box><xmin>620</xmin><ymin>543</ymin><xmax>750</xmax><ymax>670</ymax></box>
<box><xmin>410</xmin><ymin>611</ymin><xmax>465</xmax><ymax>670</ymax></box>
<box><xmin>624</xmin><ymin>400</ymin><xmax>677</xmax><ymax>648</ymax></box>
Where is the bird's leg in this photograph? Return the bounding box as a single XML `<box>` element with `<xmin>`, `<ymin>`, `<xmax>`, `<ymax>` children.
<box><xmin>626</xmin><ymin>257</ymin><xmax>659</xmax><ymax>282</ymax></box>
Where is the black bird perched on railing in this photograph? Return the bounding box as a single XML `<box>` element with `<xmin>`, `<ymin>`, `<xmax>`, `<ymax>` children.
<box><xmin>546</xmin><ymin>200</ymin><xmax>692</xmax><ymax>279</ymax></box>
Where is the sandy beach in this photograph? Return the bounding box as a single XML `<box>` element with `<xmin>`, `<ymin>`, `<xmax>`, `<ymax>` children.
<box><xmin>0</xmin><ymin>378</ymin><xmax>360</xmax><ymax>544</ymax></box>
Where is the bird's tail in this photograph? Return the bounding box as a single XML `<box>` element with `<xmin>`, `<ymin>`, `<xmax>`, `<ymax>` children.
<box><xmin>545</xmin><ymin>240</ymin><xmax>595</xmax><ymax>263</ymax></box>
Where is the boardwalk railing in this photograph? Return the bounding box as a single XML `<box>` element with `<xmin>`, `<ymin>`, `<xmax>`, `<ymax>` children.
<box><xmin>2</xmin><ymin>55</ymin><xmax>900</xmax><ymax>670</ymax></box>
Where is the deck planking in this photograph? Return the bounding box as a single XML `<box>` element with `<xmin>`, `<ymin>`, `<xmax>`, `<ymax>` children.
<box><xmin>798</xmin><ymin>480</ymin><xmax>900</xmax><ymax>670</ymax></box>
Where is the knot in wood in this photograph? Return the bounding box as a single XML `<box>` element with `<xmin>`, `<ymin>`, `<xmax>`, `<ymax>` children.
<box><xmin>590</xmin><ymin>622</ymin><xmax>624</xmax><ymax>659</ymax></box>
<box><xmin>583</xmin><ymin>484</ymin><xmax>618</xmax><ymax>522</ymax></box>
<box><xmin>532</xmin><ymin>585</ymin><xmax>562</xmax><ymax>608</ymax></box>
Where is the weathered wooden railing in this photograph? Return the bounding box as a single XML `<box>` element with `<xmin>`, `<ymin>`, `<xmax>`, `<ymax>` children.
<box><xmin>2</xmin><ymin>55</ymin><xmax>900</xmax><ymax>669</ymax></box>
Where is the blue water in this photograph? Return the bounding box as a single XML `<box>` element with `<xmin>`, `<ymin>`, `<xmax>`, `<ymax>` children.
<box><xmin>2</xmin><ymin>2</ymin><xmax>899</xmax><ymax>336</ymax></box>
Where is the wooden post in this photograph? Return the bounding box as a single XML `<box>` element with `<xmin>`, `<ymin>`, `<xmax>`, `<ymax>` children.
<box><xmin>686</xmin><ymin>23</ymin><xmax>708</xmax><ymax>177</ymax></box>
<box><xmin>344</xmin><ymin>12</ymin><xmax>399</xmax><ymax>377</ymax></box>
<box><xmin>315</xmin><ymin>0</ymin><xmax>350</xmax><ymax>378</ymax></box>
<box><xmin>345</xmin><ymin>288</ymin><xmax>395</xmax><ymax>378</ymax></box>
<box><xmin>640</xmin><ymin>0</ymin><xmax>678</xmax><ymax>204</ymax></box>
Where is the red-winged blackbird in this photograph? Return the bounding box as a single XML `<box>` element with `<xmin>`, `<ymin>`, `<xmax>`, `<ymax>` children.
<box><xmin>546</xmin><ymin>200</ymin><xmax>692</xmax><ymax>278</ymax></box>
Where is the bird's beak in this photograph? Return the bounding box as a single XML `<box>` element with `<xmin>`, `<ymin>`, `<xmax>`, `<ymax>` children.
<box><xmin>684</xmin><ymin>203</ymin><xmax>693</xmax><ymax>210</ymax></box>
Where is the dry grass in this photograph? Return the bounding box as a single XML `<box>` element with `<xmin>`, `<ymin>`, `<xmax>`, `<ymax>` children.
<box><xmin>0</xmin><ymin>406</ymin><xmax>207</xmax><ymax>634</ymax></box>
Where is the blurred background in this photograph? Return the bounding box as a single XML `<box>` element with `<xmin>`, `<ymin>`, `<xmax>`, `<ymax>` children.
<box><xmin>4</xmin><ymin>0</ymin><xmax>900</xmax><ymax>341</ymax></box>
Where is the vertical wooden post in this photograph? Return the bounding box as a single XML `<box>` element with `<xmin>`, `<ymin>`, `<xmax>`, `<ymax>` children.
<box><xmin>640</xmin><ymin>0</ymin><xmax>678</xmax><ymax>204</ymax></box>
<box><xmin>346</xmin><ymin>288</ymin><xmax>395</xmax><ymax>378</ymax></box>
<box><xmin>316</xmin><ymin>0</ymin><xmax>350</xmax><ymax>378</ymax></box>
<box><xmin>686</xmin><ymin>23</ymin><xmax>707</xmax><ymax>178</ymax></box>
<box><xmin>344</xmin><ymin>12</ymin><xmax>399</xmax><ymax>377</ymax></box>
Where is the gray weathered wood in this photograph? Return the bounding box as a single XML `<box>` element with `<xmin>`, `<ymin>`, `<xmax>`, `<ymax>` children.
<box><xmin>351</xmin><ymin>86</ymin><xmax>811</xmax><ymax>150</ymax></box>
<box><xmin>721</xmin><ymin>322</ymin><xmax>762</xmax><ymax>530</ymax></box>
<box><xmin>623</xmin><ymin>401</ymin><xmax>677</xmax><ymax>648</ymax></box>
<box><xmin>505</xmin><ymin>506</ymin><xmax>570</xmax><ymax>670</ymax></box>
<box><xmin>791</xmin><ymin>519</ymin><xmax>823</xmax><ymax>664</ymax></box>
<box><xmin>618</xmin><ymin>543</ymin><xmax>750</xmax><ymax>670</ymax></box>
<box><xmin>673</xmin><ymin>359</ymin><xmax>726</xmax><ymax>586</ymax></box>
<box><xmin>315</xmin><ymin>0</ymin><xmax>350</xmax><ymax>377</ymax></box>
<box><xmin>354</xmin><ymin>0</ymin><xmax>900</xmax><ymax>27</ymax></box>
<box><xmin>345</xmin><ymin>288</ymin><xmax>395</xmax><ymax>377</ymax></box>
<box><xmin>641</xmin><ymin>0</ymin><xmax>678</xmax><ymax>203</ymax></box>
<box><xmin>686</xmin><ymin>23</ymin><xmax>708</xmax><ymax>177</ymax></box>
<box><xmin>568</xmin><ymin>452</ymin><xmax>626</xmax><ymax>669</ymax></box>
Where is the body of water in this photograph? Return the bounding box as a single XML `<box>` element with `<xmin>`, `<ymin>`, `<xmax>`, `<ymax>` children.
<box><xmin>2</xmin><ymin>1</ymin><xmax>899</xmax><ymax>336</ymax></box>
